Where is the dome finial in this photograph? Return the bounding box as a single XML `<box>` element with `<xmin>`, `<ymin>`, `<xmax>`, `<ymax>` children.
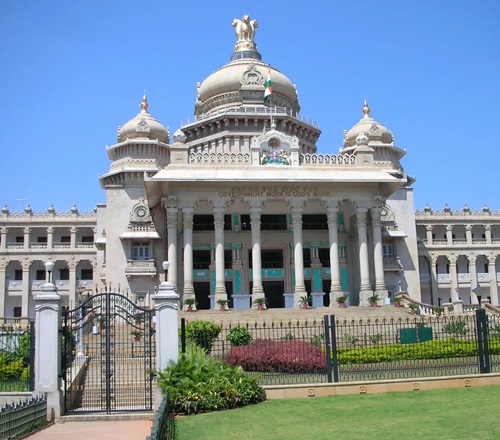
<box><xmin>362</xmin><ymin>99</ymin><xmax>371</xmax><ymax>116</ymax></box>
<box><xmin>140</xmin><ymin>94</ymin><xmax>150</xmax><ymax>113</ymax></box>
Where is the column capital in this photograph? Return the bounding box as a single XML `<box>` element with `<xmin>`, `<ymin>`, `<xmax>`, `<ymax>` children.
<box><xmin>465</xmin><ymin>224</ymin><xmax>472</xmax><ymax>231</ymax></box>
<box><xmin>445</xmin><ymin>224</ymin><xmax>453</xmax><ymax>231</ymax></box>
<box><xmin>356</xmin><ymin>208</ymin><xmax>368</xmax><ymax>225</ymax></box>
<box><xmin>425</xmin><ymin>224</ymin><xmax>433</xmax><ymax>232</ymax></box>
<box><xmin>448</xmin><ymin>254</ymin><xmax>457</xmax><ymax>265</ymax></box>
<box><xmin>322</xmin><ymin>199</ymin><xmax>340</xmax><ymax>211</ymax></box>
<box><xmin>487</xmin><ymin>252</ymin><xmax>497</xmax><ymax>264</ymax></box>
<box><xmin>485</xmin><ymin>224</ymin><xmax>492</xmax><ymax>231</ymax></box>
<box><xmin>467</xmin><ymin>253</ymin><xmax>478</xmax><ymax>263</ymax></box>
<box><xmin>161</xmin><ymin>196</ymin><xmax>177</xmax><ymax>209</ymax></box>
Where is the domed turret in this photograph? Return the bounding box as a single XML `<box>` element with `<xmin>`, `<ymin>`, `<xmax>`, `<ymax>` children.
<box><xmin>343</xmin><ymin>101</ymin><xmax>393</xmax><ymax>148</ymax></box>
<box><xmin>194</xmin><ymin>15</ymin><xmax>300</xmax><ymax>116</ymax></box>
<box><xmin>118</xmin><ymin>96</ymin><xmax>169</xmax><ymax>144</ymax></box>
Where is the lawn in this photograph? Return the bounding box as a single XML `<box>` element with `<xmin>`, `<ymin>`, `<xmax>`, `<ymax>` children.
<box><xmin>176</xmin><ymin>385</ymin><xmax>500</xmax><ymax>440</ymax></box>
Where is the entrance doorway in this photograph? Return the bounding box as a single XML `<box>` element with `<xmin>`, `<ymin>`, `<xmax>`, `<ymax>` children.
<box><xmin>263</xmin><ymin>281</ymin><xmax>285</xmax><ymax>308</ymax></box>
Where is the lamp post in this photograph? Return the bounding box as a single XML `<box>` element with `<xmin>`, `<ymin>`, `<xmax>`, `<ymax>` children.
<box><xmin>44</xmin><ymin>261</ymin><xmax>54</xmax><ymax>284</ymax></box>
<box><xmin>162</xmin><ymin>261</ymin><xmax>170</xmax><ymax>283</ymax></box>
<box><xmin>471</xmin><ymin>284</ymin><xmax>484</xmax><ymax>305</ymax></box>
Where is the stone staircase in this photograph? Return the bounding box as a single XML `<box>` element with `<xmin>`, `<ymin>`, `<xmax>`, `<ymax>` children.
<box><xmin>179</xmin><ymin>305</ymin><xmax>412</xmax><ymax>325</ymax></box>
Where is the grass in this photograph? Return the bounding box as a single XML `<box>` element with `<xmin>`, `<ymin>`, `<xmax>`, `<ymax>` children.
<box><xmin>176</xmin><ymin>385</ymin><xmax>500</xmax><ymax>440</ymax></box>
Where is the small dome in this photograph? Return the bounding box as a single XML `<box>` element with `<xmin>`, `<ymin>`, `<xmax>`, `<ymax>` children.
<box><xmin>344</xmin><ymin>101</ymin><xmax>393</xmax><ymax>148</ymax></box>
<box><xmin>118</xmin><ymin>96</ymin><xmax>169</xmax><ymax>144</ymax></box>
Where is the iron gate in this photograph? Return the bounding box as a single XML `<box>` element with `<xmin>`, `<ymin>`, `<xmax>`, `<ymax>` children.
<box><xmin>61</xmin><ymin>292</ymin><xmax>155</xmax><ymax>413</ymax></box>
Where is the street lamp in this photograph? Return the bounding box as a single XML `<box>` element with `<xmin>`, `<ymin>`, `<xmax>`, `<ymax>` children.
<box><xmin>162</xmin><ymin>261</ymin><xmax>170</xmax><ymax>282</ymax></box>
<box><xmin>44</xmin><ymin>261</ymin><xmax>54</xmax><ymax>284</ymax></box>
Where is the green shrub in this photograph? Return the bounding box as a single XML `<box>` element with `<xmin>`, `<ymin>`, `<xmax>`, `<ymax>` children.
<box><xmin>442</xmin><ymin>321</ymin><xmax>468</xmax><ymax>337</ymax></box>
<box><xmin>185</xmin><ymin>320</ymin><xmax>221</xmax><ymax>353</ymax></box>
<box><xmin>335</xmin><ymin>337</ymin><xmax>481</xmax><ymax>365</ymax></box>
<box><xmin>227</xmin><ymin>326</ymin><xmax>252</xmax><ymax>346</ymax></box>
<box><xmin>156</xmin><ymin>348</ymin><xmax>266</xmax><ymax>415</ymax></box>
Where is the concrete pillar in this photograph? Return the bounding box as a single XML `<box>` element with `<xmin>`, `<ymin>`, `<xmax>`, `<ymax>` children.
<box><xmin>326</xmin><ymin>204</ymin><xmax>343</xmax><ymax>304</ymax></box>
<box><xmin>291</xmin><ymin>207</ymin><xmax>306</xmax><ymax>307</ymax></box>
<box><xmin>182</xmin><ymin>208</ymin><xmax>195</xmax><ymax>305</ymax></box>
<box><xmin>34</xmin><ymin>281</ymin><xmax>63</xmax><ymax>420</ymax></box>
<box><xmin>250</xmin><ymin>206</ymin><xmax>264</xmax><ymax>302</ymax></box>
<box><xmin>468</xmin><ymin>254</ymin><xmax>479</xmax><ymax>304</ymax></box>
<box><xmin>465</xmin><ymin>225</ymin><xmax>472</xmax><ymax>245</ymax></box>
<box><xmin>488</xmin><ymin>253</ymin><xmax>499</xmax><ymax>305</ymax></box>
<box><xmin>371</xmin><ymin>206</ymin><xmax>386</xmax><ymax>296</ymax></box>
<box><xmin>69</xmin><ymin>262</ymin><xmax>77</xmax><ymax>309</ymax></box>
<box><xmin>449</xmin><ymin>255</ymin><xmax>463</xmax><ymax>312</ymax></box>
<box><xmin>47</xmin><ymin>227</ymin><xmax>54</xmax><ymax>250</ymax></box>
<box><xmin>23</xmin><ymin>227</ymin><xmax>30</xmax><ymax>250</ymax></box>
<box><xmin>1</xmin><ymin>227</ymin><xmax>7</xmax><ymax>250</ymax></box>
<box><xmin>425</xmin><ymin>225</ymin><xmax>433</xmax><ymax>245</ymax></box>
<box><xmin>485</xmin><ymin>225</ymin><xmax>492</xmax><ymax>245</ymax></box>
<box><xmin>22</xmin><ymin>262</ymin><xmax>30</xmax><ymax>318</ymax></box>
<box><xmin>70</xmin><ymin>227</ymin><xmax>77</xmax><ymax>249</ymax></box>
<box><xmin>153</xmin><ymin>279</ymin><xmax>179</xmax><ymax>409</ymax></box>
<box><xmin>446</xmin><ymin>225</ymin><xmax>453</xmax><ymax>246</ymax></box>
<box><xmin>166</xmin><ymin>208</ymin><xmax>178</xmax><ymax>289</ymax></box>
<box><xmin>213</xmin><ymin>207</ymin><xmax>227</xmax><ymax>304</ymax></box>
<box><xmin>0</xmin><ymin>265</ymin><xmax>6</xmax><ymax>317</ymax></box>
<box><xmin>430</xmin><ymin>255</ymin><xmax>439</xmax><ymax>305</ymax></box>
<box><xmin>356</xmin><ymin>207</ymin><xmax>372</xmax><ymax>305</ymax></box>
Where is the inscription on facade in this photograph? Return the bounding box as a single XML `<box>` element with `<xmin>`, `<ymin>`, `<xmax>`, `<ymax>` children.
<box><xmin>218</xmin><ymin>185</ymin><xmax>332</xmax><ymax>198</ymax></box>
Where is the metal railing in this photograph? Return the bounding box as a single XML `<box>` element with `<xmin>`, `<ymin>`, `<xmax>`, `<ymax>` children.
<box><xmin>180</xmin><ymin>310</ymin><xmax>500</xmax><ymax>385</ymax></box>
<box><xmin>0</xmin><ymin>395</ymin><xmax>46</xmax><ymax>440</ymax></box>
<box><xmin>146</xmin><ymin>392</ymin><xmax>176</xmax><ymax>440</ymax></box>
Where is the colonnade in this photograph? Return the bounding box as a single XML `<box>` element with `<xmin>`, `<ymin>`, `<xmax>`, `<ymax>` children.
<box><xmin>162</xmin><ymin>197</ymin><xmax>388</xmax><ymax>308</ymax></box>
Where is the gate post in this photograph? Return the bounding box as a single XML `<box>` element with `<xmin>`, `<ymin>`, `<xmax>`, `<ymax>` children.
<box><xmin>154</xmin><ymin>265</ymin><xmax>180</xmax><ymax>408</ymax></box>
<box><xmin>34</xmin><ymin>279</ymin><xmax>63</xmax><ymax>420</ymax></box>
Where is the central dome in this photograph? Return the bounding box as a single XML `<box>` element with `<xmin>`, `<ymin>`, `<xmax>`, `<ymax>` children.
<box><xmin>194</xmin><ymin>15</ymin><xmax>300</xmax><ymax>117</ymax></box>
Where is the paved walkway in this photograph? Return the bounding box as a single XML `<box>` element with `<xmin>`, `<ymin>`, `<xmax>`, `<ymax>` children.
<box><xmin>26</xmin><ymin>417</ymin><xmax>153</xmax><ymax>439</ymax></box>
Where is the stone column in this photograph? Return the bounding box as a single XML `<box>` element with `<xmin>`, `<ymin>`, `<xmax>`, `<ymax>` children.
<box><xmin>47</xmin><ymin>227</ymin><xmax>54</xmax><ymax>250</ymax></box>
<box><xmin>22</xmin><ymin>261</ymin><xmax>31</xmax><ymax>318</ymax></box>
<box><xmin>182</xmin><ymin>208</ymin><xmax>195</xmax><ymax>305</ymax></box>
<box><xmin>425</xmin><ymin>225</ymin><xmax>433</xmax><ymax>245</ymax></box>
<box><xmin>153</xmin><ymin>279</ymin><xmax>179</xmax><ymax>408</ymax></box>
<box><xmin>449</xmin><ymin>254</ymin><xmax>463</xmax><ymax>312</ymax></box>
<box><xmin>166</xmin><ymin>207</ymin><xmax>178</xmax><ymax>289</ymax></box>
<box><xmin>213</xmin><ymin>207</ymin><xmax>227</xmax><ymax>305</ymax></box>
<box><xmin>465</xmin><ymin>225</ymin><xmax>472</xmax><ymax>245</ymax></box>
<box><xmin>34</xmin><ymin>281</ymin><xmax>63</xmax><ymax>420</ymax></box>
<box><xmin>487</xmin><ymin>253</ymin><xmax>499</xmax><ymax>305</ymax></box>
<box><xmin>23</xmin><ymin>227</ymin><xmax>30</xmax><ymax>250</ymax></box>
<box><xmin>69</xmin><ymin>260</ymin><xmax>77</xmax><ymax>309</ymax></box>
<box><xmin>70</xmin><ymin>227</ymin><xmax>77</xmax><ymax>249</ymax></box>
<box><xmin>430</xmin><ymin>255</ymin><xmax>440</xmax><ymax>304</ymax></box>
<box><xmin>356</xmin><ymin>207</ymin><xmax>372</xmax><ymax>305</ymax></box>
<box><xmin>485</xmin><ymin>225</ymin><xmax>492</xmax><ymax>245</ymax></box>
<box><xmin>468</xmin><ymin>254</ymin><xmax>479</xmax><ymax>304</ymax></box>
<box><xmin>371</xmin><ymin>206</ymin><xmax>387</xmax><ymax>296</ymax></box>
<box><xmin>291</xmin><ymin>206</ymin><xmax>306</xmax><ymax>307</ymax></box>
<box><xmin>446</xmin><ymin>225</ymin><xmax>453</xmax><ymax>246</ymax></box>
<box><xmin>250</xmin><ymin>206</ymin><xmax>264</xmax><ymax>303</ymax></box>
<box><xmin>0</xmin><ymin>263</ymin><xmax>6</xmax><ymax>317</ymax></box>
<box><xmin>326</xmin><ymin>204</ymin><xmax>343</xmax><ymax>304</ymax></box>
<box><xmin>1</xmin><ymin>227</ymin><xmax>7</xmax><ymax>250</ymax></box>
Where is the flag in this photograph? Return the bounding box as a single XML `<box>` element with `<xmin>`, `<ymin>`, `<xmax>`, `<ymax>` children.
<box><xmin>264</xmin><ymin>67</ymin><xmax>272</xmax><ymax>103</ymax></box>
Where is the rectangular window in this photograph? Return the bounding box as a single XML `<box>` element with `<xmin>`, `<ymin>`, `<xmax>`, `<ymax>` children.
<box><xmin>37</xmin><ymin>236</ymin><xmax>47</xmax><ymax>243</ymax></box>
<box><xmin>318</xmin><ymin>248</ymin><xmax>330</xmax><ymax>267</ymax></box>
<box><xmin>193</xmin><ymin>250</ymin><xmax>211</xmax><ymax>269</ymax></box>
<box><xmin>302</xmin><ymin>214</ymin><xmax>328</xmax><ymax>230</ymax></box>
<box><xmin>61</xmin><ymin>236</ymin><xmax>71</xmax><ymax>243</ymax></box>
<box><xmin>250</xmin><ymin>249</ymin><xmax>283</xmax><ymax>269</ymax></box>
<box><xmin>261</xmin><ymin>215</ymin><xmax>287</xmax><ymax>231</ymax></box>
<box><xmin>59</xmin><ymin>269</ymin><xmax>69</xmax><ymax>280</ymax></box>
<box><xmin>224</xmin><ymin>249</ymin><xmax>232</xmax><ymax>269</ymax></box>
<box><xmin>383</xmin><ymin>244</ymin><xmax>394</xmax><ymax>258</ymax></box>
<box><xmin>81</xmin><ymin>269</ymin><xmax>93</xmax><ymax>280</ymax></box>
<box><xmin>16</xmin><ymin>236</ymin><xmax>24</xmax><ymax>243</ymax></box>
<box><xmin>13</xmin><ymin>307</ymin><xmax>22</xmax><ymax>318</ymax></box>
<box><xmin>193</xmin><ymin>215</ymin><xmax>214</xmax><ymax>231</ymax></box>
<box><xmin>132</xmin><ymin>242</ymin><xmax>150</xmax><ymax>260</ymax></box>
<box><xmin>303</xmin><ymin>248</ymin><xmax>311</xmax><ymax>267</ymax></box>
<box><xmin>36</xmin><ymin>270</ymin><xmax>45</xmax><ymax>281</ymax></box>
<box><xmin>224</xmin><ymin>215</ymin><xmax>231</xmax><ymax>231</ymax></box>
<box><xmin>81</xmin><ymin>236</ymin><xmax>94</xmax><ymax>243</ymax></box>
<box><xmin>14</xmin><ymin>269</ymin><xmax>23</xmax><ymax>280</ymax></box>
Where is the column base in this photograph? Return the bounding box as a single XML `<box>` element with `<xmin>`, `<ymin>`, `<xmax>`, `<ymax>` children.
<box><xmin>251</xmin><ymin>285</ymin><xmax>265</xmax><ymax>309</ymax></box>
<box><xmin>452</xmin><ymin>300</ymin><xmax>464</xmax><ymax>314</ymax></box>
<box><xmin>375</xmin><ymin>289</ymin><xmax>389</xmax><ymax>305</ymax></box>
<box><xmin>329</xmin><ymin>289</ymin><xmax>346</xmax><ymax>307</ymax></box>
<box><xmin>359</xmin><ymin>290</ymin><xmax>375</xmax><ymax>307</ymax></box>
<box><xmin>293</xmin><ymin>286</ymin><xmax>307</xmax><ymax>308</ymax></box>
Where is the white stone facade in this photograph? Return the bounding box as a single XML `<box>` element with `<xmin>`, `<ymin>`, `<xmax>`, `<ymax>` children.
<box><xmin>1</xmin><ymin>16</ymin><xmax>498</xmax><ymax>318</ymax></box>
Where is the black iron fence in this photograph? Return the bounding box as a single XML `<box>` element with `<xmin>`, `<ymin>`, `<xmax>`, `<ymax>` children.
<box><xmin>146</xmin><ymin>392</ymin><xmax>176</xmax><ymax>440</ymax></box>
<box><xmin>0</xmin><ymin>320</ymin><xmax>34</xmax><ymax>392</ymax></box>
<box><xmin>180</xmin><ymin>309</ymin><xmax>500</xmax><ymax>385</ymax></box>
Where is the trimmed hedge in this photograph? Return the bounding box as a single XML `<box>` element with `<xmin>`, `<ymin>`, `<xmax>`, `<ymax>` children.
<box><xmin>226</xmin><ymin>339</ymin><xmax>327</xmax><ymax>373</ymax></box>
<box><xmin>184</xmin><ymin>320</ymin><xmax>221</xmax><ymax>353</ymax></box>
<box><xmin>336</xmin><ymin>336</ymin><xmax>500</xmax><ymax>365</ymax></box>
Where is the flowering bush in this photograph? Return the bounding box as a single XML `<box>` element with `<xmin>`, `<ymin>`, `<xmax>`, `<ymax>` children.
<box><xmin>226</xmin><ymin>339</ymin><xmax>327</xmax><ymax>373</ymax></box>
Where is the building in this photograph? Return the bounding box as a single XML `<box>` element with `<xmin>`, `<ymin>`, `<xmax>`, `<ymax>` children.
<box><xmin>1</xmin><ymin>15</ymin><xmax>499</xmax><ymax>319</ymax></box>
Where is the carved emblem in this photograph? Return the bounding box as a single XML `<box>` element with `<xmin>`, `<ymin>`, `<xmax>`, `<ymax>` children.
<box><xmin>356</xmin><ymin>133</ymin><xmax>368</xmax><ymax>145</ymax></box>
<box><xmin>173</xmin><ymin>129</ymin><xmax>187</xmax><ymax>143</ymax></box>
<box><xmin>130</xmin><ymin>198</ymin><xmax>151</xmax><ymax>223</ymax></box>
<box><xmin>369</xmin><ymin>124</ymin><xmax>381</xmax><ymax>137</ymax></box>
<box><xmin>136</xmin><ymin>118</ymin><xmax>150</xmax><ymax>133</ymax></box>
<box><xmin>241</xmin><ymin>63</ymin><xmax>264</xmax><ymax>85</ymax></box>
<box><xmin>232</xmin><ymin>15</ymin><xmax>258</xmax><ymax>52</ymax></box>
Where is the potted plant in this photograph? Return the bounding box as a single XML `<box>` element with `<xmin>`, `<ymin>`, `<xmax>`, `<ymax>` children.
<box><xmin>394</xmin><ymin>296</ymin><xmax>404</xmax><ymax>308</ymax></box>
<box><xmin>433</xmin><ymin>306</ymin><xmax>444</xmax><ymax>317</ymax></box>
<box><xmin>336</xmin><ymin>295</ymin><xmax>348</xmax><ymax>308</ymax></box>
<box><xmin>133</xmin><ymin>312</ymin><xmax>144</xmax><ymax>325</ymax></box>
<box><xmin>253</xmin><ymin>297</ymin><xmax>268</xmax><ymax>310</ymax></box>
<box><xmin>299</xmin><ymin>295</ymin><xmax>312</xmax><ymax>309</ymax></box>
<box><xmin>368</xmin><ymin>294</ymin><xmax>380</xmax><ymax>307</ymax></box>
<box><xmin>216</xmin><ymin>299</ymin><xmax>229</xmax><ymax>311</ymax></box>
<box><xmin>130</xmin><ymin>330</ymin><xmax>143</xmax><ymax>342</ymax></box>
<box><xmin>408</xmin><ymin>302</ymin><xmax>420</xmax><ymax>315</ymax></box>
<box><xmin>184</xmin><ymin>298</ymin><xmax>197</xmax><ymax>312</ymax></box>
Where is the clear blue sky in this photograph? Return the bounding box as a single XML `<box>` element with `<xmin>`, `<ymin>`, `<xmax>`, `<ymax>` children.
<box><xmin>1</xmin><ymin>1</ymin><xmax>499</xmax><ymax>212</ymax></box>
